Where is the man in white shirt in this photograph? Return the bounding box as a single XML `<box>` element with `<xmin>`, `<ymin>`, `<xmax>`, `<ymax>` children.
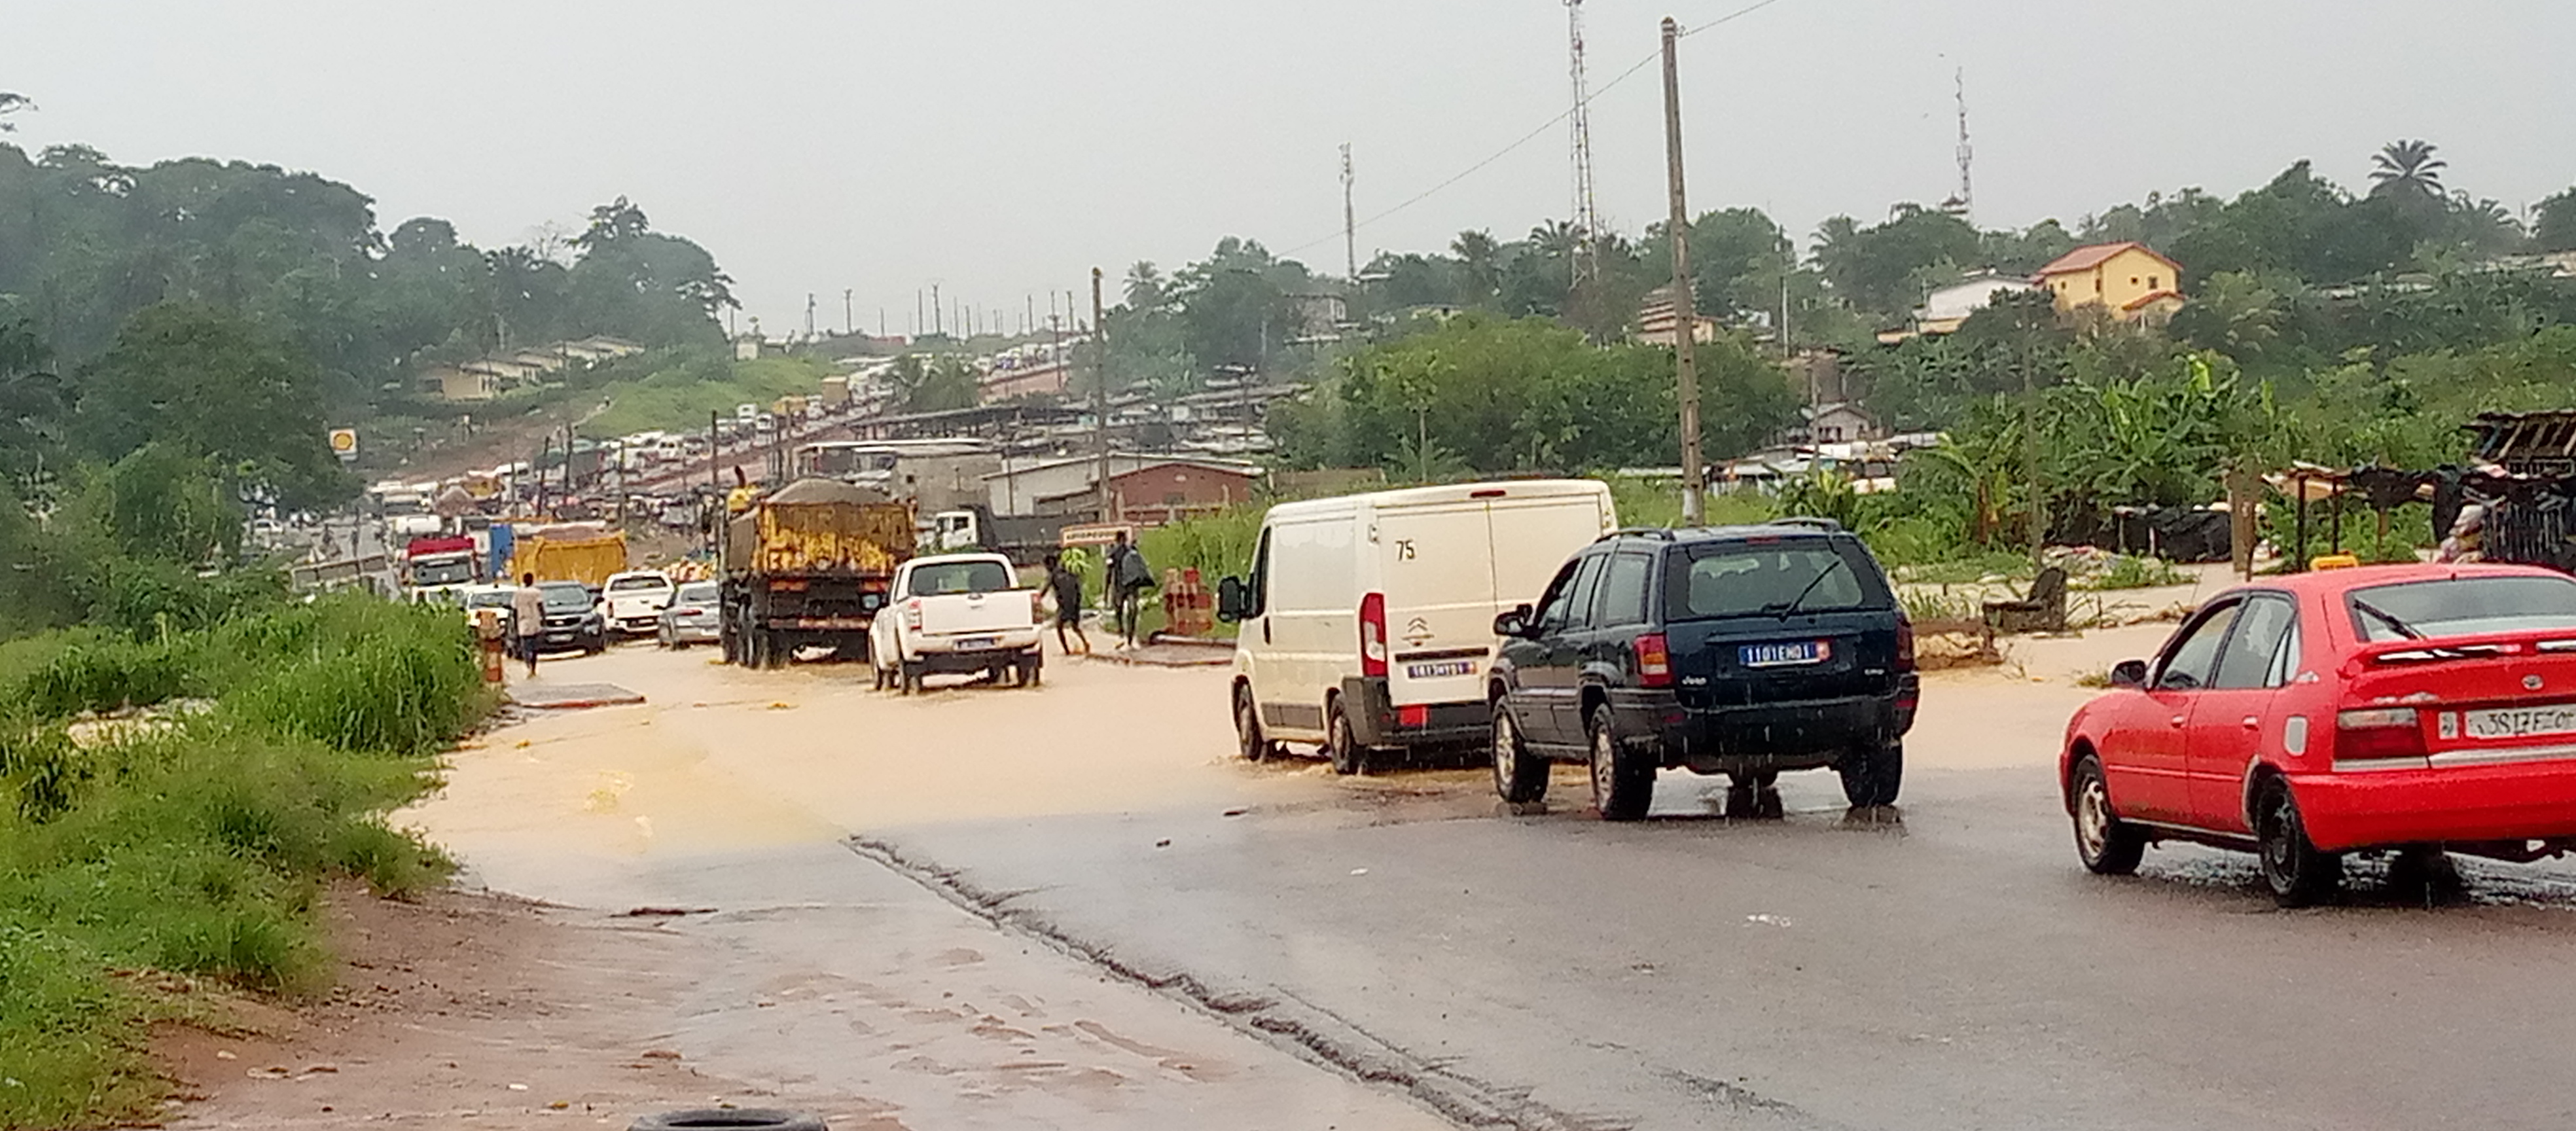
<box><xmin>509</xmin><ymin>573</ymin><xmax>546</xmax><ymax>677</ymax></box>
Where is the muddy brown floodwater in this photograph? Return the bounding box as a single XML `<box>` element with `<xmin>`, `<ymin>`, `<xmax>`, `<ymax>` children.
<box><xmin>181</xmin><ymin>618</ymin><xmax>2576</xmax><ymax>1131</ymax></box>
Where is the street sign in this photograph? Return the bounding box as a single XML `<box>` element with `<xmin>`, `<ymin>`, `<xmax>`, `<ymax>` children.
<box><xmin>329</xmin><ymin>427</ymin><xmax>359</xmax><ymax>461</ymax></box>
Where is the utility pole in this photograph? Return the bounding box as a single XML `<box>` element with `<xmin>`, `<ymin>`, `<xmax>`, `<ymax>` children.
<box><xmin>1091</xmin><ymin>268</ymin><xmax>1112</xmax><ymax>524</ymax></box>
<box><xmin>914</xmin><ymin>289</ymin><xmax>924</xmax><ymax>338</ymax></box>
<box><xmin>931</xmin><ymin>283</ymin><xmax>943</xmax><ymax>336</ymax></box>
<box><xmin>707</xmin><ymin>409</ymin><xmax>721</xmax><ymax>554</ymax></box>
<box><xmin>2023</xmin><ymin>344</ymin><xmax>2045</xmax><ymax>569</ymax></box>
<box><xmin>805</xmin><ymin>293</ymin><xmax>817</xmax><ymax>340</ymax></box>
<box><xmin>1340</xmin><ymin>142</ymin><xmax>1359</xmax><ymax>281</ymax></box>
<box><xmin>1661</xmin><ymin>16</ymin><xmax>1705</xmax><ymax>526</ymax></box>
<box><xmin>843</xmin><ymin>289</ymin><xmax>853</xmax><ymax>336</ymax></box>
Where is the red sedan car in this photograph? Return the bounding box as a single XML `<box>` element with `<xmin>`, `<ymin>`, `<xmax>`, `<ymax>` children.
<box><xmin>2061</xmin><ymin>563</ymin><xmax>2576</xmax><ymax>905</ymax></box>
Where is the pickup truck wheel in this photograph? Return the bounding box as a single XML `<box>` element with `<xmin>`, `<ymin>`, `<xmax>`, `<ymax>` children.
<box><xmin>1326</xmin><ymin>702</ymin><xmax>1368</xmax><ymax>776</ymax></box>
<box><xmin>1588</xmin><ymin>711</ymin><xmax>1653</xmax><ymax>821</ymax></box>
<box><xmin>1839</xmin><ymin>742</ymin><xmax>1904</xmax><ymax>808</ymax></box>
<box><xmin>2255</xmin><ymin>778</ymin><xmax>2342</xmax><ymax>908</ymax></box>
<box><xmin>1490</xmin><ymin>704</ymin><xmax>1548</xmax><ymax>804</ymax></box>
<box><xmin>1234</xmin><ymin>686</ymin><xmax>1272</xmax><ymax>762</ymax></box>
<box><xmin>2071</xmin><ymin>754</ymin><xmax>2147</xmax><ymax>876</ymax></box>
<box><xmin>1020</xmin><ymin>656</ymin><xmax>1043</xmax><ymax>688</ymax></box>
<box><xmin>901</xmin><ymin>664</ymin><xmax>923</xmax><ymax>696</ymax></box>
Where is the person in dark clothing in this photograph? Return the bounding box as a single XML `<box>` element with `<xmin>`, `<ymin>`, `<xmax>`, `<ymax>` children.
<box><xmin>1105</xmin><ymin>531</ymin><xmax>1155</xmax><ymax>647</ymax></box>
<box><xmin>1045</xmin><ymin>552</ymin><xmax>1090</xmax><ymax>655</ymax></box>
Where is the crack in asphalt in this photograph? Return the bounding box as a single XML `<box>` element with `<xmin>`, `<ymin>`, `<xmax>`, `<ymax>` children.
<box><xmin>844</xmin><ymin>834</ymin><xmax>1628</xmax><ymax>1130</ymax></box>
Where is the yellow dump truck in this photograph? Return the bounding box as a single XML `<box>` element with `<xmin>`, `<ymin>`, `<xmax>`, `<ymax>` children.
<box><xmin>720</xmin><ymin>479</ymin><xmax>917</xmax><ymax>668</ymax></box>
<box><xmin>507</xmin><ymin>524</ymin><xmax>630</xmax><ymax>588</ymax></box>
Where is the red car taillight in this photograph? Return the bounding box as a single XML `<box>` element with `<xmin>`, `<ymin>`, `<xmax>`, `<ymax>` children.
<box><xmin>1030</xmin><ymin>590</ymin><xmax>1046</xmax><ymax>624</ymax></box>
<box><xmin>1359</xmin><ymin>592</ymin><xmax>1387</xmax><ymax>677</ymax></box>
<box><xmin>673</xmin><ymin>607</ymin><xmax>704</xmax><ymax>617</ymax></box>
<box><xmin>2336</xmin><ymin>708</ymin><xmax>2427</xmax><ymax>761</ymax></box>
<box><xmin>1636</xmin><ymin>632</ymin><xmax>1673</xmax><ymax>689</ymax></box>
<box><xmin>903</xmin><ymin>599</ymin><xmax>923</xmax><ymax>631</ymax></box>
<box><xmin>1895</xmin><ymin>618</ymin><xmax>1916</xmax><ymax>672</ymax></box>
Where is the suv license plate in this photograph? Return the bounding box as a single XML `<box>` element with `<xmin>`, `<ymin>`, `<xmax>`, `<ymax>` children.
<box><xmin>1742</xmin><ymin>641</ymin><xmax>1830</xmax><ymax>668</ymax></box>
<box><xmin>958</xmin><ymin>636</ymin><xmax>999</xmax><ymax>650</ymax></box>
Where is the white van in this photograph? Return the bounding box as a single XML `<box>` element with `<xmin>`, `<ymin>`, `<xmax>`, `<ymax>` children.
<box><xmin>1217</xmin><ymin>480</ymin><xmax>1617</xmax><ymax>774</ymax></box>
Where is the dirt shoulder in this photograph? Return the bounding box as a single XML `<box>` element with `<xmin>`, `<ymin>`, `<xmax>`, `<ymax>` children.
<box><xmin>164</xmin><ymin>883</ymin><xmax>895</xmax><ymax>1131</ymax></box>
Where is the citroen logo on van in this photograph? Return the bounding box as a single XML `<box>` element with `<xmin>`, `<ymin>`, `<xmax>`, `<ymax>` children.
<box><xmin>2527</xmin><ymin>675</ymin><xmax>2546</xmax><ymax>691</ymax></box>
<box><xmin>1404</xmin><ymin>617</ymin><xmax>1434</xmax><ymax>645</ymax></box>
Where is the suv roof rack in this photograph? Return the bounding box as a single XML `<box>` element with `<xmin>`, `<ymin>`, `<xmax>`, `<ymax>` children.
<box><xmin>1770</xmin><ymin>516</ymin><xmax>1845</xmax><ymax>531</ymax></box>
<box><xmin>1601</xmin><ymin>527</ymin><xmax>1679</xmax><ymax>542</ymax></box>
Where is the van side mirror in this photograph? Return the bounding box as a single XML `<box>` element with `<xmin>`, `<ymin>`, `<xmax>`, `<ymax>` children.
<box><xmin>1493</xmin><ymin>603</ymin><xmax>1535</xmax><ymax>639</ymax></box>
<box><xmin>2109</xmin><ymin>659</ymin><xmax>2149</xmax><ymax>689</ymax></box>
<box><xmin>1217</xmin><ymin>577</ymin><xmax>1247</xmax><ymax>623</ymax></box>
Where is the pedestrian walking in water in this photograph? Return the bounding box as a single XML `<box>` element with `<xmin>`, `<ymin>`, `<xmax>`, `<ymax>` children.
<box><xmin>1045</xmin><ymin>552</ymin><xmax>1090</xmax><ymax>656</ymax></box>
<box><xmin>1105</xmin><ymin>531</ymin><xmax>1155</xmax><ymax>649</ymax></box>
<box><xmin>510</xmin><ymin>572</ymin><xmax>545</xmax><ymax>677</ymax></box>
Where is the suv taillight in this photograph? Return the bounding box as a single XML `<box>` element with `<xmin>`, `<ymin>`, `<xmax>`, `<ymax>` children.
<box><xmin>1359</xmin><ymin>592</ymin><xmax>1387</xmax><ymax>677</ymax></box>
<box><xmin>2336</xmin><ymin>708</ymin><xmax>2427</xmax><ymax>762</ymax></box>
<box><xmin>1636</xmin><ymin>633</ymin><xmax>1672</xmax><ymax>689</ymax></box>
<box><xmin>1896</xmin><ymin>617</ymin><xmax>1916</xmax><ymax>672</ymax></box>
<box><xmin>903</xmin><ymin>599</ymin><xmax>923</xmax><ymax>631</ymax></box>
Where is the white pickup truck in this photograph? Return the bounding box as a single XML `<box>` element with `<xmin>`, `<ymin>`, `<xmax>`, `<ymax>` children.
<box><xmin>599</xmin><ymin>570</ymin><xmax>676</xmax><ymax>636</ymax></box>
<box><xmin>868</xmin><ymin>552</ymin><xmax>1045</xmax><ymax>694</ymax></box>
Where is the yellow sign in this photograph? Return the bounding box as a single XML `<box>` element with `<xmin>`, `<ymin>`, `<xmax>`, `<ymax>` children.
<box><xmin>328</xmin><ymin>428</ymin><xmax>359</xmax><ymax>457</ymax></box>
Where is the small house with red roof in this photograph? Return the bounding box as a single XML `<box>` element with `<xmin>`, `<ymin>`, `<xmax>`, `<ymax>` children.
<box><xmin>2035</xmin><ymin>242</ymin><xmax>2185</xmax><ymax>323</ymax></box>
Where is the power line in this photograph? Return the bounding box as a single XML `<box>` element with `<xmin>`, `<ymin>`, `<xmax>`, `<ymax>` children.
<box><xmin>1277</xmin><ymin>0</ymin><xmax>1795</xmax><ymax>260</ymax></box>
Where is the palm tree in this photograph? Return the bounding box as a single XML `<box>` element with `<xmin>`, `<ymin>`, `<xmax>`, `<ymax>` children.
<box><xmin>0</xmin><ymin>92</ymin><xmax>29</xmax><ymax>132</ymax></box>
<box><xmin>2369</xmin><ymin>139</ymin><xmax>2447</xmax><ymax>198</ymax></box>
<box><xmin>1450</xmin><ymin>229</ymin><xmax>1501</xmax><ymax>304</ymax></box>
<box><xmin>1123</xmin><ymin>262</ymin><xmax>1170</xmax><ymax>311</ymax></box>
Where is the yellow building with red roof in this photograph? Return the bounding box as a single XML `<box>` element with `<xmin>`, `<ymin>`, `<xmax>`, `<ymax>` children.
<box><xmin>2034</xmin><ymin>242</ymin><xmax>2185</xmax><ymax>323</ymax></box>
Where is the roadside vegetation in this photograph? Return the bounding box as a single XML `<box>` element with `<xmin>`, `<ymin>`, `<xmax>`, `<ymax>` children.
<box><xmin>0</xmin><ymin>598</ymin><xmax>488</xmax><ymax>1129</ymax></box>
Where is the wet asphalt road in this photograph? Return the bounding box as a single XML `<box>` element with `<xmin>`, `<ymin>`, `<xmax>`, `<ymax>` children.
<box><xmin>440</xmin><ymin>645</ymin><xmax>2576</xmax><ymax>1131</ymax></box>
<box><xmin>853</xmin><ymin>675</ymin><xmax>2576</xmax><ymax>1130</ymax></box>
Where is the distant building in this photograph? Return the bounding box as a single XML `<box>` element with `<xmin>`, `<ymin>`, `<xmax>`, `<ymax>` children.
<box><xmin>1914</xmin><ymin>272</ymin><xmax>2043</xmax><ymax>335</ymax></box>
<box><xmin>983</xmin><ymin>455</ymin><xmax>1263</xmax><ymax>524</ymax></box>
<box><xmin>2035</xmin><ymin>242</ymin><xmax>2185</xmax><ymax>323</ymax></box>
<box><xmin>420</xmin><ymin>365</ymin><xmax>499</xmax><ymax>401</ymax></box>
<box><xmin>1796</xmin><ymin>402</ymin><xmax>1878</xmax><ymax>444</ymax></box>
<box><xmin>1635</xmin><ymin>285</ymin><xmax>1719</xmax><ymax>346</ymax></box>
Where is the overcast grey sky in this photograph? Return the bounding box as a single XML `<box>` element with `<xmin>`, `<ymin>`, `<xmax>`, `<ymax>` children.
<box><xmin>5</xmin><ymin>1</ymin><xmax>2573</xmax><ymax>334</ymax></box>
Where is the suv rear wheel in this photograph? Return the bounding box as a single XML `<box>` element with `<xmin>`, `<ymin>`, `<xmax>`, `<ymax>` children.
<box><xmin>1491</xmin><ymin>703</ymin><xmax>1548</xmax><ymax>804</ymax></box>
<box><xmin>1588</xmin><ymin>711</ymin><xmax>1653</xmax><ymax>821</ymax></box>
<box><xmin>1839</xmin><ymin>741</ymin><xmax>1904</xmax><ymax>808</ymax></box>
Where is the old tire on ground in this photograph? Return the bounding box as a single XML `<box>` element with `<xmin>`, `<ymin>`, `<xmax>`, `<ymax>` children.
<box><xmin>1490</xmin><ymin>703</ymin><xmax>1548</xmax><ymax>804</ymax></box>
<box><xmin>2071</xmin><ymin>753</ymin><xmax>2147</xmax><ymax>876</ymax></box>
<box><xmin>2256</xmin><ymin>777</ymin><xmax>2342</xmax><ymax>908</ymax></box>
<box><xmin>1326</xmin><ymin>700</ymin><xmax>1368</xmax><ymax>776</ymax></box>
<box><xmin>629</xmin><ymin>1110</ymin><xmax>827</xmax><ymax>1131</ymax></box>
<box><xmin>1234</xmin><ymin>685</ymin><xmax>1272</xmax><ymax>763</ymax></box>
<box><xmin>1588</xmin><ymin>709</ymin><xmax>1653</xmax><ymax>821</ymax></box>
<box><xmin>1839</xmin><ymin>741</ymin><xmax>1904</xmax><ymax>808</ymax></box>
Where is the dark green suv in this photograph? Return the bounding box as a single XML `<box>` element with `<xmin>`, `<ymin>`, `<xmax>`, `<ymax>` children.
<box><xmin>1486</xmin><ymin>521</ymin><xmax>1918</xmax><ymax>821</ymax></box>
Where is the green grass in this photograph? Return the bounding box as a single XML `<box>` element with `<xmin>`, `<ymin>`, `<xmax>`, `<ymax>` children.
<box><xmin>584</xmin><ymin>355</ymin><xmax>837</xmax><ymax>438</ymax></box>
<box><xmin>0</xmin><ymin>596</ymin><xmax>485</xmax><ymax>1128</ymax></box>
<box><xmin>2082</xmin><ymin>555</ymin><xmax>2195</xmax><ymax>591</ymax></box>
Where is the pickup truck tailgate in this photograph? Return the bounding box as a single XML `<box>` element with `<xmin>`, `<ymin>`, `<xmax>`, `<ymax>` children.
<box><xmin>919</xmin><ymin>591</ymin><xmax>1031</xmax><ymax>636</ymax></box>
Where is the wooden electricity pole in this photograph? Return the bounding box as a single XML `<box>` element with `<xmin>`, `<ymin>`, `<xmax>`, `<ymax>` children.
<box><xmin>1661</xmin><ymin>16</ymin><xmax>1705</xmax><ymax>526</ymax></box>
<box><xmin>1092</xmin><ymin>268</ymin><xmax>1113</xmax><ymax>524</ymax></box>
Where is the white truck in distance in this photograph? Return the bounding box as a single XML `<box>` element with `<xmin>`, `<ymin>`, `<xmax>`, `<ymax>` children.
<box><xmin>599</xmin><ymin>570</ymin><xmax>676</xmax><ymax>636</ymax></box>
<box><xmin>868</xmin><ymin>552</ymin><xmax>1045</xmax><ymax>694</ymax></box>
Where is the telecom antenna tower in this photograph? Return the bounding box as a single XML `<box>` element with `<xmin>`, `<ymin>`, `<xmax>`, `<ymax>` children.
<box><xmin>1566</xmin><ymin>0</ymin><xmax>1601</xmax><ymax>288</ymax></box>
<box><xmin>1944</xmin><ymin>67</ymin><xmax>1975</xmax><ymax>225</ymax></box>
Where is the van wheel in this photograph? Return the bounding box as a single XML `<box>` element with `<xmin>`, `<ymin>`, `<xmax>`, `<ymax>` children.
<box><xmin>1491</xmin><ymin>704</ymin><xmax>1548</xmax><ymax>804</ymax></box>
<box><xmin>1234</xmin><ymin>685</ymin><xmax>1273</xmax><ymax>763</ymax></box>
<box><xmin>1588</xmin><ymin>711</ymin><xmax>1653</xmax><ymax>821</ymax></box>
<box><xmin>2256</xmin><ymin>778</ymin><xmax>2341</xmax><ymax>908</ymax></box>
<box><xmin>1326</xmin><ymin>702</ymin><xmax>1368</xmax><ymax>776</ymax></box>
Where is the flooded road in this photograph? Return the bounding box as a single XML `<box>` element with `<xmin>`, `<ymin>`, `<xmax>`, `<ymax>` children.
<box><xmin>414</xmin><ymin>637</ymin><xmax>2576</xmax><ymax>1130</ymax></box>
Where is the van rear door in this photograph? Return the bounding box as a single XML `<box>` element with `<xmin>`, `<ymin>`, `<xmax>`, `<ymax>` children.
<box><xmin>1378</xmin><ymin>501</ymin><xmax>1497</xmax><ymax>708</ymax></box>
<box><xmin>1379</xmin><ymin>487</ymin><xmax>1613</xmax><ymax>709</ymax></box>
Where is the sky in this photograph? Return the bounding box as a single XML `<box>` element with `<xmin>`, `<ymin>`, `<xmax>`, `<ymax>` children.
<box><xmin>5</xmin><ymin>1</ymin><xmax>2574</xmax><ymax>336</ymax></box>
